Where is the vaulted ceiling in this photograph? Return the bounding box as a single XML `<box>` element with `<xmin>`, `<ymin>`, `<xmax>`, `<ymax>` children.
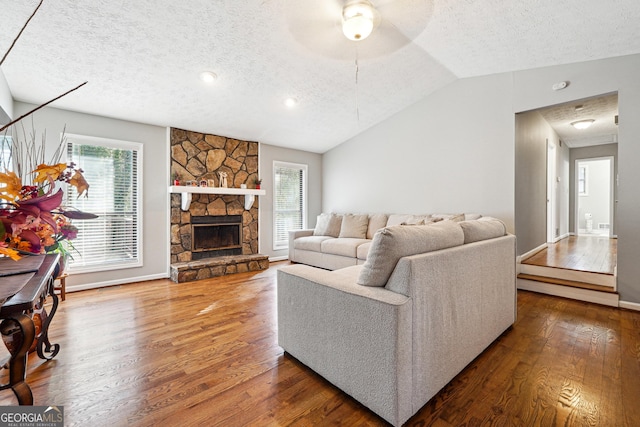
<box><xmin>1</xmin><ymin>0</ymin><xmax>639</xmax><ymax>153</ymax></box>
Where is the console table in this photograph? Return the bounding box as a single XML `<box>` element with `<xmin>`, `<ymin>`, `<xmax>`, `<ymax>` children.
<box><xmin>0</xmin><ymin>254</ymin><xmax>61</xmax><ymax>405</ymax></box>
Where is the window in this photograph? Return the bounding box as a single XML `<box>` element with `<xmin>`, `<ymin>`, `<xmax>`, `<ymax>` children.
<box><xmin>273</xmin><ymin>161</ymin><xmax>307</xmax><ymax>250</ymax></box>
<box><xmin>65</xmin><ymin>134</ymin><xmax>143</xmax><ymax>272</ymax></box>
<box><xmin>578</xmin><ymin>165</ymin><xmax>588</xmax><ymax>196</ymax></box>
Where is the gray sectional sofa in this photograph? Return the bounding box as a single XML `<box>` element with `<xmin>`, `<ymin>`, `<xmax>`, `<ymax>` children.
<box><xmin>278</xmin><ymin>215</ymin><xmax>516</xmax><ymax>426</ymax></box>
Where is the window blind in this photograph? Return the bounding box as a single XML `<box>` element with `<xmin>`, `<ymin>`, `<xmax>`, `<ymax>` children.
<box><xmin>65</xmin><ymin>136</ymin><xmax>142</xmax><ymax>272</ymax></box>
<box><xmin>273</xmin><ymin>162</ymin><xmax>307</xmax><ymax>250</ymax></box>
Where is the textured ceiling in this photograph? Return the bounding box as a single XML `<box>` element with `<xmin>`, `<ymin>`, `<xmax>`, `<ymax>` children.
<box><xmin>1</xmin><ymin>0</ymin><xmax>639</xmax><ymax>153</ymax></box>
<box><xmin>538</xmin><ymin>93</ymin><xmax>618</xmax><ymax>148</ymax></box>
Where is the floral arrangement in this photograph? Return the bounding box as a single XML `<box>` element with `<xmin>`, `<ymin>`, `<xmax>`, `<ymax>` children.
<box><xmin>0</xmin><ymin>133</ymin><xmax>95</xmax><ymax>261</ymax></box>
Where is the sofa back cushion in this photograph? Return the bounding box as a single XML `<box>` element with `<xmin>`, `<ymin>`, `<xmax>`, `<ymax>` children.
<box><xmin>313</xmin><ymin>213</ymin><xmax>342</xmax><ymax>237</ymax></box>
<box><xmin>338</xmin><ymin>214</ymin><xmax>369</xmax><ymax>238</ymax></box>
<box><xmin>366</xmin><ymin>213</ymin><xmax>388</xmax><ymax>239</ymax></box>
<box><xmin>357</xmin><ymin>220</ymin><xmax>465</xmax><ymax>287</ymax></box>
<box><xmin>459</xmin><ymin>217</ymin><xmax>507</xmax><ymax>243</ymax></box>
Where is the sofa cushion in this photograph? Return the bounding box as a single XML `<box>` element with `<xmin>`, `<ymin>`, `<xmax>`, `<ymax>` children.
<box><xmin>313</xmin><ymin>213</ymin><xmax>343</xmax><ymax>237</ymax></box>
<box><xmin>294</xmin><ymin>235</ymin><xmax>334</xmax><ymax>252</ymax></box>
<box><xmin>459</xmin><ymin>217</ymin><xmax>506</xmax><ymax>244</ymax></box>
<box><xmin>321</xmin><ymin>238</ymin><xmax>370</xmax><ymax>258</ymax></box>
<box><xmin>366</xmin><ymin>214</ymin><xmax>389</xmax><ymax>239</ymax></box>
<box><xmin>357</xmin><ymin>241</ymin><xmax>371</xmax><ymax>260</ymax></box>
<box><xmin>339</xmin><ymin>214</ymin><xmax>369</xmax><ymax>239</ymax></box>
<box><xmin>357</xmin><ymin>221</ymin><xmax>465</xmax><ymax>287</ymax></box>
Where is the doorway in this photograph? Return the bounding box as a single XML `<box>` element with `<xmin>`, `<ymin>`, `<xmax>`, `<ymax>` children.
<box><xmin>576</xmin><ymin>157</ymin><xmax>614</xmax><ymax>237</ymax></box>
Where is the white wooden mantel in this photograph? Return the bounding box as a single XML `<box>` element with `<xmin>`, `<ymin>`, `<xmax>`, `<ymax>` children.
<box><xmin>169</xmin><ymin>186</ymin><xmax>266</xmax><ymax>211</ymax></box>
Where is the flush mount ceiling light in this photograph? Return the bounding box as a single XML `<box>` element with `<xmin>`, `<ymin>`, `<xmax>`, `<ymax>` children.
<box><xmin>342</xmin><ymin>1</ymin><xmax>376</xmax><ymax>41</ymax></box>
<box><xmin>571</xmin><ymin>119</ymin><xmax>595</xmax><ymax>129</ymax></box>
<box><xmin>284</xmin><ymin>97</ymin><xmax>298</xmax><ymax>108</ymax></box>
<box><xmin>199</xmin><ymin>71</ymin><xmax>217</xmax><ymax>83</ymax></box>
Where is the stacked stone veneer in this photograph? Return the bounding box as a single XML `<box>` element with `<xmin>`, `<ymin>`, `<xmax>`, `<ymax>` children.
<box><xmin>170</xmin><ymin>128</ymin><xmax>268</xmax><ymax>282</ymax></box>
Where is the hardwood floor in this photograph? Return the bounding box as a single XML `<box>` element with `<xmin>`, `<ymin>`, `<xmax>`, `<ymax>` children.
<box><xmin>522</xmin><ymin>236</ymin><xmax>617</xmax><ymax>275</ymax></box>
<box><xmin>2</xmin><ymin>262</ymin><xmax>639</xmax><ymax>426</ymax></box>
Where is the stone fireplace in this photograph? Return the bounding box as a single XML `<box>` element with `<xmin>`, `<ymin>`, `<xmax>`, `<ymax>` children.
<box><xmin>169</xmin><ymin>128</ymin><xmax>268</xmax><ymax>283</ymax></box>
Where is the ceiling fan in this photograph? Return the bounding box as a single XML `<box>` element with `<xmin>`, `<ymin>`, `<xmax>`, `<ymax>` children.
<box><xmin>285</xmin><ymin>0</ymin><xmax>433</xmax><ymax>61</ymax></box>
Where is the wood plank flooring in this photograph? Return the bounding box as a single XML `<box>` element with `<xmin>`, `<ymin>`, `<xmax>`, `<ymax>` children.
<box><xmin>522</xmin><ymin>236</ymin><xmax>617</xmax><ymax>275</ymax></box>
<box><xmin>1</xmin><ymin>262</ymin><xmax>639</xmax><ymax>426</ymax></box>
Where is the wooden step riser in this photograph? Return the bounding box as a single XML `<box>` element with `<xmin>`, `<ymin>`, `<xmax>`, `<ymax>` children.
<box><xmin>519</xmin><ymin>264</ymin><xmax>615</xmax><ymax>288</ymax></box>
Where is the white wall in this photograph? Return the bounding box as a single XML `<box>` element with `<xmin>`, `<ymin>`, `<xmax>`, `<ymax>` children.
<box><xmin>259</xmin><ymin>143</ymin><xmax>322</xmax><ymax>260</ymax></box>
<box><xmin>323</xmin><ymin>53</ymin><xmax>640</xmax><ymax>304</ymax></box>
<box><xmin>11</xmin><ymin>102</ymin><xmax>169</xmax><ymax>291</ymax></box>
<box><xmin>323</xmin><ymin>73</ymin><xmax>515</xmax><ymax>231</ymax></box>
<box><xmin>0</xmin><ymin>70</ymin><xmax>12</xmax><ymax>124</ymax></box>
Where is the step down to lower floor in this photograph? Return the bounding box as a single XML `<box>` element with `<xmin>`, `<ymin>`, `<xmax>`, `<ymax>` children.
<box><xmin>517</xmin><ymin>276</ymin><xmax>619</xmax><ymax>307</ymax></box>
<box><xmin>517</xmin><ymin>273</ymin><xmax>617</xmax><ymax>293</ymax></box>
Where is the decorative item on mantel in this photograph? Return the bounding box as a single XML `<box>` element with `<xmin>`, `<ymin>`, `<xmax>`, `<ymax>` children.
<box><xmin>218</xmin><ymin>171</ymin><xmax>228</xmax><ymax>188</ymax></box>
<box><xmin>255</xmin><ymin>177</ymin><xmax>262</xmax><ymax>189</ymax></box>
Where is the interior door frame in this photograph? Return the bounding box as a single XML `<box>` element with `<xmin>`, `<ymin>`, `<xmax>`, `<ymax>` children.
<box><xmin>547</xmin><ymin>139</ymin><xmax>556</xmax><ymax>243</ymax></box>
<box><xmin>574</xmin><ymin>156</ymin><xmax>614</xmax><ymax>237</ymax></box>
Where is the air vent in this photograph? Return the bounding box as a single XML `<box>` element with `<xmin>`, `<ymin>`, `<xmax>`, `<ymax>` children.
<box><xmin>598</xmin><ymin>223</ymin><xmax>610</xmax><ymax>230</ymax></box>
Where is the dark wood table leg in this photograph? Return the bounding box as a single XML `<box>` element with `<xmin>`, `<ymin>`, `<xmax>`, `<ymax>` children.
<box><xmin>36</xmin><ymin>276</ymin><xmax>60</xmax><ymax>360</ymax></box>
<box><xmin>0</xmin><ymin>314</ymin><xmax>35</xmax><ymax>405</ymax></box>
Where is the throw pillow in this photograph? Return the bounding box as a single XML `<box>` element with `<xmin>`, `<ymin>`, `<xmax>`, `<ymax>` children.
<box><xmin>313</xmin><ymin>213</ymin><xmax>331</xmax><ymax>236</ymax></box>
<box><xmin>357</xmin><ymin>221</ymin><xmax>464</xmax><ymax>287</ymax></box>
<box><xmin>313</xmin><ymin>213</ymin><xmax>343</xmax><ymax>237</ymax></box>
<box><xmin>459</xmin><ymin>217</ymin><xmax>506</xmax><ymax>243</ymax></box>
<box><xmin>339</xmin><ymin>214</ymin><xmax>369</xmax><ymax>239</ymax></box>
<box><xmin>366</xmin><ymin>213</ymin><xmax>389</xmax><ymax>239</ymax></box>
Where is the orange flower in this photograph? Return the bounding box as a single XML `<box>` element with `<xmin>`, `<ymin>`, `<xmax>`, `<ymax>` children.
<box><xmin>17</xmin><ymin>240</ymin><xmax>32</xmax><ymax>252</ymax></box>
<box><xmin>32</xmin><ymin>163</ymin><xmax>67</xmax><ymax>184</ymax></box>
<box><xmin>0</xmin><ymin>244</ymin><xmax>21</xmax><ymax>261</ymax></box>
<box><xmin>0</xmin><ymin>170</ymin><xmax>23</xmax><ymax>201</ymax></box>
<box><xmin>68</xmin><ymin>170</ymin><xmax>90</xmax><ymax>197</ymax></box>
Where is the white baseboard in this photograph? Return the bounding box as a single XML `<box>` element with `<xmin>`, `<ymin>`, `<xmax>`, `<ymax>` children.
<box><xmin>517</xmin><ymin>278</ymin><xmax>619</xmax><ymax>307</ymax></box>
<box><xmin>517</xmin><ymin>242</ymin><xmax>548</xmax><ymax>264</ymax></box>
<box><xmin>67</xmin><ymin>273</ymin><xmax>169</xmax><ymax>293</ymax></box>
<box><xmin>269</xmin><ymin>255</ymin><xmax>289</xmax><ymax>262</ymax></box>
<box><xmin>619</xmin><ymin>300</ymin><xmax>640</xmax><ymax>311</ymax></box>
<box><xmin>552</xmin><ymin>233</ymin><xmax>570</xmax><ymax>243</ymax></box>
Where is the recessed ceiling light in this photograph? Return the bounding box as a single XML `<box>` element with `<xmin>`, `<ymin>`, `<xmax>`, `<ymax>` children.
<box><xmin>199</xmin><ymin>71</ymin><xmax>217</xmax><ymax>83</ymax></box>
<box><xmin>284</xmin><ymin>97</ymin><xmax>298</xmax><ymax>108</ymax></box>
<box><xmin>574</xmin><ymin>105</ymin><xmax>584</xmax><ymax>111</ymax></box>
<box><xmin>571</xmin><ymin>119</ymin><xmax>595</xmax><ymax>129</ymax></box>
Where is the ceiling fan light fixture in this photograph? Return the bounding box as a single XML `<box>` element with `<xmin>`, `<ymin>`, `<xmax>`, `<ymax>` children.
<box><xmin>199</xmin><ymin>71</ymin><xmax>217</xmax><ymax>83</ymax></box>
<box><xmin>342</xmin><ymin>1</ymin><xmax>375</xmax><ymax>41</ymax></box>
<box><xmin>571</xmin><ymin>119</ymin><xmax>595</xmax><ymax>130</ymax></box>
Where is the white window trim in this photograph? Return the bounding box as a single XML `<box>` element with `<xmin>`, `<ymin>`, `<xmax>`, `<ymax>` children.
<box><xmin>65</xmin><ymin>133</ymin><xmax>144</xmax><ymax>273</ymax></box>
<box><xmin>273</xmin><ymin>160</ymin><xmax>307</xmax><ymax>251</ymax></box>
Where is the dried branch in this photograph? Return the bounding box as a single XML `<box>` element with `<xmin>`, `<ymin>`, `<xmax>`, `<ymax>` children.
<box><xmin>0</xmin><ymin>0</ymin><xmax>45</xmax><ymax>67</ymax></box>
<box><xmin>0</xmin><ymin>81</ymin><xmax>87</xmax><ymax>133</ymax></box>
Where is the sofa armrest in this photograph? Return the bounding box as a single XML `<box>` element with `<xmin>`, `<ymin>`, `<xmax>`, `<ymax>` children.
<box><xmin>288</xmin><ymin>229</ymin><xmax>314</xmax><ymax>261</ymax></box>
<box><xmin>277</xmin><ymin>264</ymin><xmax>413</xmax><ymax>426</ymax></box>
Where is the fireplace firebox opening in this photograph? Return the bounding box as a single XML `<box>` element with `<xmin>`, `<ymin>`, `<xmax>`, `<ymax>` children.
<box><xmin>191</xmin><ymin>215</ymin><xmax>242</xmax><ymax>259</ymax></box>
